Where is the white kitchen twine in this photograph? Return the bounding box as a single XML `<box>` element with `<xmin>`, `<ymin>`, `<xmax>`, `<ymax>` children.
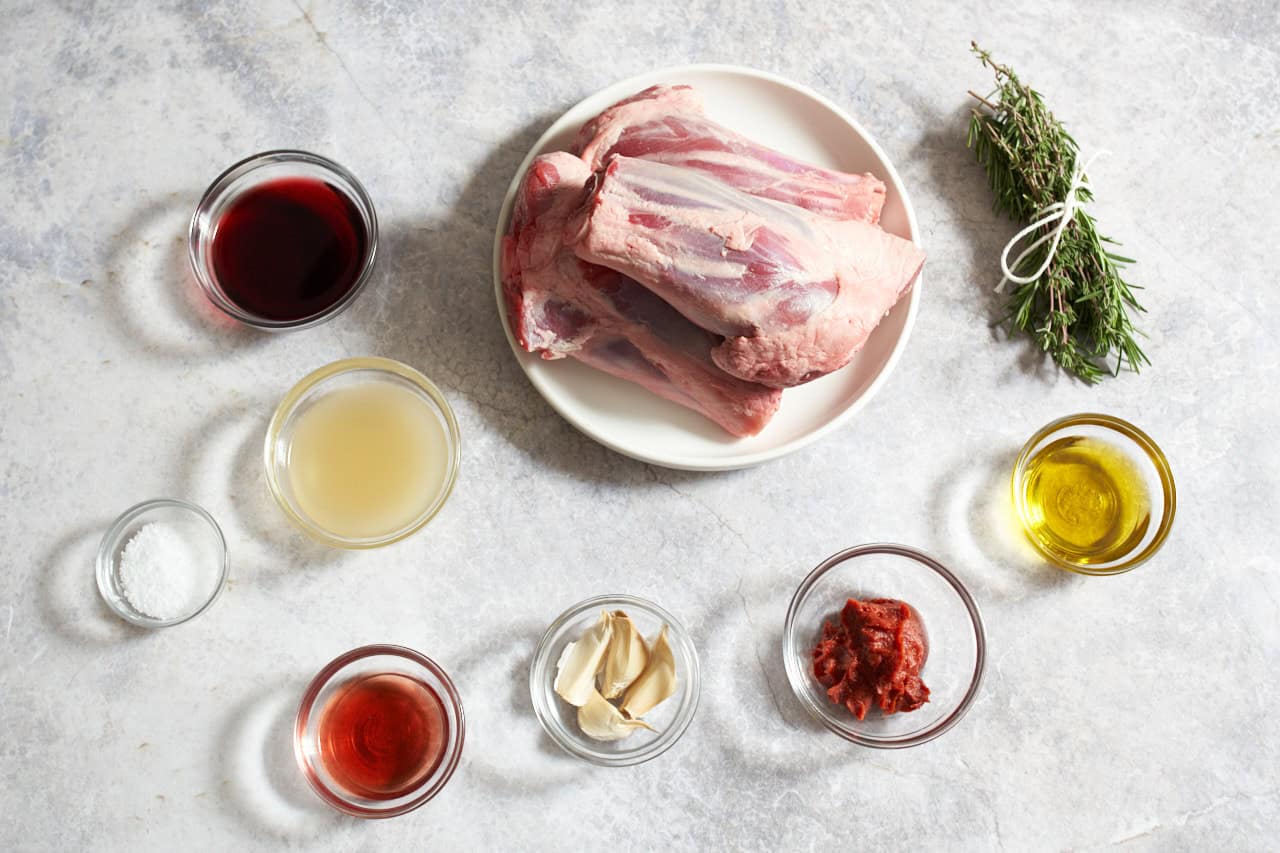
<box><xmin>997</xmin><ymin>149</ymin><xmax>1109</xmax><ymax>292</ymax></box>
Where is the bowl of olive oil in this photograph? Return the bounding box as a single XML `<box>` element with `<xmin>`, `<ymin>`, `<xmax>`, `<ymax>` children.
<box><xmin>1012</xmin><ymin>414</ymin><xmax>1175</xmax><ymax>575</ymax></box>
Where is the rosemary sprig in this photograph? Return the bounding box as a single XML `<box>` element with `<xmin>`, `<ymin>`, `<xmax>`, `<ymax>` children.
<box><xmin>966</xmin><ymin>42</ymin><xmax>1148</xmax><ymax>382</ymax></box>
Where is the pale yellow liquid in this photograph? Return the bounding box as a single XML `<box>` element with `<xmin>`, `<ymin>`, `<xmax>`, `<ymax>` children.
<box><xmin>287</xmin><ymin>381</ymin><xmax>450</xmax><ymax>540</ymax></box>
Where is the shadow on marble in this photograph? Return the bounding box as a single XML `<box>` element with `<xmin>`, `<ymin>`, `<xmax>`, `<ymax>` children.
<box><xmin>448</xmin><ymin>620</ymin><xmax>584</xmax><ymax>792</ymax></box>
<box><xmin>926</xmin><ymin>446</ymin><xmax>1077</xmax><ymax>602</ymax></box>
<box><xmin>35</xmin><ymin>521</ymin><xmax>149</xmax><ymax>644</ymax></box>
<box><xmin>178</xmin><ymin>400</ymin><xmax>347</xmax><ymax>586</ymax></box>
<box><xmin>101</xmin><ymin>192</ymin><xmax>266</xmax><ymax>360</ymax></box>
<box><xmin>697</xmin><ymin>576</ymin><xmax>850</xmax><ymax>774</ymax></box>
<box><xmin>915</xmin><ymin>103</ymin><xmax>1056</xmax><ymax>381</ymax></box>
<box><xmin>216</xmin><ymin>680</ymin><xmax>347</xmax><ymax>840</ymax></box>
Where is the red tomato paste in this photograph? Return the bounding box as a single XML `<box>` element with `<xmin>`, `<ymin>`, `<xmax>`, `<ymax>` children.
<box><xmin>812</xmin><ymin>598</ymin><xmax>930</xmax><ymax>720</ymax></box>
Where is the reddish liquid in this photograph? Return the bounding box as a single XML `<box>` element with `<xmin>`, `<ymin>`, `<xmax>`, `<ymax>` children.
<box><xmin>211</xmin><ymin>177</ymin><xmax>367</xmax><ymax>321</ymax></box>
<box><xmin>316</xmin><ymin>672</ymin><xmax>448</xmax><ymax>800</ymax></box>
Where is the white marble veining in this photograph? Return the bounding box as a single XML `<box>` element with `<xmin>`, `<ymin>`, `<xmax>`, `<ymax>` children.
<box><xmin>1</xmin><ymin>1</ymin><xmax>1277</xmax><ymax>849</ymax></box>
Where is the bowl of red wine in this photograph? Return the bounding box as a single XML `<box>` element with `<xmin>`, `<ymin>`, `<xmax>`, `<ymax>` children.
<box><xmin>188</xmin><ymin>150</ymin><xmax>378</xmax><ymax>330</ymax></box>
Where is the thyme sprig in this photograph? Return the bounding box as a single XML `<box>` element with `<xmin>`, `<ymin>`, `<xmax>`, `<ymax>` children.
<box><xmin>966</xmin><ymin>42</ymin><xmax>1148</xmax><ymax>382</ymax></box>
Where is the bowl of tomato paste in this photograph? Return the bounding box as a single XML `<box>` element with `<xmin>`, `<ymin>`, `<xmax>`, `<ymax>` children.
<box><xmin>783</xmin><ymin>544</ymin><xmax>986</xmax><ymax>747</ymax></box>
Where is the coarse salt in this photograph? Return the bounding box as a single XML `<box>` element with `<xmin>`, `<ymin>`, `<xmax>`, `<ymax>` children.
<box><xmin>117</xmin><ymin>521</ymin><xmax>211</xmax><ymax>620</ymax></box>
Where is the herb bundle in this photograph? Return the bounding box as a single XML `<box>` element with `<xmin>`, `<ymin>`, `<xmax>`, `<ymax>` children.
<box><xmin>966</xmin><ymin>42</ymin><xmax>1148</xmax><ymax>382</ymax></box>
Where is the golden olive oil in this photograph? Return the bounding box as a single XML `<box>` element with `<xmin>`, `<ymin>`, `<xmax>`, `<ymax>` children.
<box><xmin>287</xmin><ymin>381</ymin><xmax>449</xmax><ymax>540</ymax></box>
<box><xmin>1020</xmin><ymin>435</ymin><xmax>1151</xmax><ymax>565</ymax></box>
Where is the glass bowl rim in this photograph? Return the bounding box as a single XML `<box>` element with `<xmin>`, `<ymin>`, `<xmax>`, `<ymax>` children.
<box><xmin>95</xmin><ymin>497</ymin><xmax>229</xmax><ymax>628</ymax></box>
<box><xmin>187</xmin><ymin>148</ymin><xmax>380</xmax><ymax>331</ymax></box>
<box><xmin>263</xmin><ymin>356</ymin><xmax>462</xmax><ymax>549</ymax></box>
<box><xmin>783</xmin><ymin>542</ymin><xmax>987</xmax><ymax>749</ymax></box>
<box><xmin>1011</xmin><ymin>412</ymin><xmax>1177</xmax><ymax>576</ymax></box>
<box><xmin>529</xmin><ymin>593</ymin><xmax>702</xmax><ymax>767</ymax></box>
<box><xmin>293</xmin><ymin>643</ymin><xmax>466</xmax><ymax>819</ymax></box>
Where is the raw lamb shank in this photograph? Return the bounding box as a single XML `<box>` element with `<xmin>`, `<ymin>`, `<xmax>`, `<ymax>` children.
<box><xmin>574</xmin><ymin>84</ymin><xmax>887</xmax><ymax>224</ymax></box>
<box><xmin>502</xmin><ymin>151</ymin><xmax>781</xmax><ymax>437</ymax></box>
<box><xmin>567</xmin><ymin>155</ymin><xmax>926</xmax><ymax>388</ymax></box>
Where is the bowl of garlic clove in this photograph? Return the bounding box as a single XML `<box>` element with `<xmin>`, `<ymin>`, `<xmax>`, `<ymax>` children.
<box><xmin>530</xmin><ymin>594</ymin><xmax>701</xmax><ymax>766</ymax></box>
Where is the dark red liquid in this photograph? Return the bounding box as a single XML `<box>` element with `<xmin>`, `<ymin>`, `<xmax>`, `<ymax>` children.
<box><xmin>211</xmin><ymin>177</ymin><xmax>368</xmax><ymax>321</ymax></box>
<box><xmin>317</xmin><ymin>672</ymin><xmax>448</xmax><ymax>800</ymax></box>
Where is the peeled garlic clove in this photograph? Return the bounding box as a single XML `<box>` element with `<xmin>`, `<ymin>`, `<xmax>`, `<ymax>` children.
<box><xmin>554</xmin><ymin>611</ymin><xmax>614</xmax><ymax>707</ymax></box>
<box><xmin>601</xmin><ymin>610</ymin><xmax>649</xmax><ymax>699</ymax></box>
<box><xmin>621</xmin><ymin>624</ymin><xmax>677</xmax><ymax>719</ymax></box>
<box><xmin>577</xmin><ymin>688</ymin><xmax>657</xmax><ymax>741</ymax></box>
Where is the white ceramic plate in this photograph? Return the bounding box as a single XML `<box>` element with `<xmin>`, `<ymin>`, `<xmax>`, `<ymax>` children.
<box><xmin>492</xmin><ymin>64</ymin><xmax>922</xmax><ymax>471</ymax></box>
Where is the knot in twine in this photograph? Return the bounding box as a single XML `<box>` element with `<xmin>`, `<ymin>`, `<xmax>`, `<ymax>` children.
<box><xmin>997</xmin><ymin>150</ymin><xmax>1109</xmax><ymax>292</ymax></box>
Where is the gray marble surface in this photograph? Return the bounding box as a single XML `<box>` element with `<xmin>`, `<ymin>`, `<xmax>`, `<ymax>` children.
<box><xmin>2</xmin><ymin>1</ymin><xmax>1277</xmax><ymax>850</ymax></box>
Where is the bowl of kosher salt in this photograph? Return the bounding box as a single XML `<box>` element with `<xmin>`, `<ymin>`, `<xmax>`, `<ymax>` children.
<box><xmin>96</xmin><ymin>498</ymin><xmax>228</xmax><ymax>627</ymax></box>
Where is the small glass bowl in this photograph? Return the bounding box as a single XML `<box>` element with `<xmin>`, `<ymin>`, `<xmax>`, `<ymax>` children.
<box><xmin>1012</xmin><ymin>413</ymin><xmax>1176</xmax><ymax>575</ymax></box>
<box><xmin>294</xmin><ymin>645</ymin><xmax>465</xmax><ymax>818</ymax></box>
<box><xmin>264</xmin><ymin>357</ymin><xmax>461</xmax><ymax>549</ymax></box>
<box><xmin>529</xmin><ymin>594</ymin><xmax>701</xmax><ymax>767</ymax></box>
<box><xmin>784</xmin><ymin>544</ymin><xmax>986</xmax><ymax>748</ymax></box>
<box><xmin>188</xmin><ymin>149</ymin><xmax>378</xmax><ymax>330</ymax></box>
<box><xmin>96</xmin><ymin>498</ymin><xmax>228</xmax><ymax>628</ymax></box>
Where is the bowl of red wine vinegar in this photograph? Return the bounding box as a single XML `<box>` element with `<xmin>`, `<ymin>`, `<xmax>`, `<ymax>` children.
<box><xmin>295</xmin><ymin>645</ymin><xmax>464</xmax><ymax>818</ymax></box>
<box><xmin>189</xmin><ymin>150</ymin><xmax>378</xmax><ymax>330</ymax></box>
